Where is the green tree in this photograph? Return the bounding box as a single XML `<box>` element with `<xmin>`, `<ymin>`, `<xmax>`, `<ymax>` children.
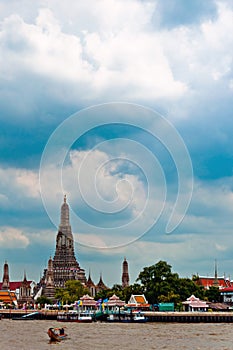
<box><xmin>36</xmin><ymin>296</ymin><xmax>52</xmax><ymax>306</ymax></box>
<box><xmin>136</xmin><ymin>260</ymin><xmax>206</xmax><ymax>306</ymax></box>
<box><xmin>137</xmin><ymin>260</ymin><xmax>179</xmax><ymax>304</ymax></box>
<box><xmin>175</xmin><ymin>277</ymin><xmax>205</xmax><ymax>301</ymax></box>
<box><xmin>55</xmin><ymin>280</ymin><xmax>89</xmax><ymax>304</ymax></box>
<box><xmin>205</xmin><ymin>286</ymin><xmax>221</xmax><ymax>302</ymax></box>
<box><xmin>94</xmin><ymin>289</ymin><xmax>109</xmax><ymax>301</ymax></box>
<box><xmin>122</xmin><ymin>283</ymin><xmax>144</xmax><ymax>303</ymax></box>
<box><xmin>158</xmin><ymin>291</ymin><xmax>180</xmax><ymax>304</ymax></box>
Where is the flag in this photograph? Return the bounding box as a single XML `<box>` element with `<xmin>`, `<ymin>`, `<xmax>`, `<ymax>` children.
<box><xmin>96</xmin><ymin>298</ymin><xmax>102</xmax><ymax>307</ymax></box>
<box><xmin>103</xmin><ymin>298</ymin><xmax>108</xmax><ymax>303</ymax></box>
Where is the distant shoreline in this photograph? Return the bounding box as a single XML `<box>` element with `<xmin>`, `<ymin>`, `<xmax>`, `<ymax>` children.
<box><xmin>1</xmin><ymin>309</ymin><xmax>233</xmax><ymax>322</ymax></box>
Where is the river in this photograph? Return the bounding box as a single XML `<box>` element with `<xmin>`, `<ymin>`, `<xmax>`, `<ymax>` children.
<box><xmin>1</xmin><ymin>319</ymin><xmax>233</xmax><ymax>350</ymax></box>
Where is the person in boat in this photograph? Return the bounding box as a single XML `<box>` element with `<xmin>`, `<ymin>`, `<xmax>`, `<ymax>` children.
<box><xmin>60</xmin><ymin>328</ymin><xmax>64</xmax><ymax>335</ymax></box>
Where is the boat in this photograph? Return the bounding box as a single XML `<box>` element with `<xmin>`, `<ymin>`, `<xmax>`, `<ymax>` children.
<box><xmin>12</xmin><ymin>311</ymin><xmax>41</xmax><ymax>320</ymax></box>
<box><xmin>107</xmin><ymin>311</ymin><xmax>147</xmax><ymax>323</ymax></box>
<box><xmin>133</xmin><ymin>313</ymin><xmax>147</xmax><ymax>323</ymax></box>
<box><xmin>77</xmin><ymin>312</ymin><xmax>93</xmax><ymax>323</ymax></box>
<box><xmin>57</xmin><ymin>311</ymin><xmax>93</xmax><ymax>323</ymax></box>
<box><xmin>47</xmin><ymin>327</ymin><xmax>68</xmax><ymax>342</ymax></box>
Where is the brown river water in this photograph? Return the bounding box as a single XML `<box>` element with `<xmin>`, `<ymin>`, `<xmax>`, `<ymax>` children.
<box><xmin>1</xmin><ymin>319</ymin><xmax>233</xmax><ymax>350</ymax></box>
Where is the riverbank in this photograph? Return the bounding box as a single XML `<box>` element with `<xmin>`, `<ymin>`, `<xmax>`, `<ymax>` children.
<box><xmin>1</xmin><ymin>309</ymin><xmax>233</xmax><ymax>322</ymax></box>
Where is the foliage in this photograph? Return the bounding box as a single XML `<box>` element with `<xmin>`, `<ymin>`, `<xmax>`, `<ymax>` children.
<box><xmin>55</xmin><ymin>280</ymin><xmax>89</xmax><ymax>303</ymax></box>
<box><xmin>205</xmin><ymin>286</ymin><xmax>221</xmax><ymax>302</ymax></box>
<box><xmin>136</xmin><ymin>260</ymin><xmax>205</xmax><ymax>305</ymax></box>
<box><xmin>36</xmin><ymin>296</ymin><xmax>52</xmax><ymax>305</ymax></box>
<box><xmin>158</xmin><ymin>291</ymin><xmax>180</xmax><ymax>304</ymax></box>
<box><xmin>94</xmin><ymin>289</ymin><xmax>109</xmax><ymax>301</ymax></box>
<box><xmin>175</xmin><ymin>277</ymin><xmax>205</xmax><ymax>301</ymax></box>
<box><xmin>122</xmin><ymin>283</ymin><xmax>144</xmax><ymax>303</ymax></box>
<box><xmin>51</xmin><ymin>261</ymin><xmax>221</xmax><ymax>307</ymax></box>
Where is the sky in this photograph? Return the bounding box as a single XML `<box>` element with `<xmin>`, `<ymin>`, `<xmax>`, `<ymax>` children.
<box><xmin>0</xmin><ymin>0</ymin><xmax>233</xmax><ymax>287</ymax></box>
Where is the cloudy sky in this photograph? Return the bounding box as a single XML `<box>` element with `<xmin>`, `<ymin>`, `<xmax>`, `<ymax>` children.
<box><xmin>0</xmin><ymin>0</ymin><xmax>233</xmax><ymax>287</ymax></box>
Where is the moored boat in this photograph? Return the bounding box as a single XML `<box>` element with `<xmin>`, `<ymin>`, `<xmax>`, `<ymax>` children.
<box><xmin>77</xmin><ymin>312</ymin><xmax>93</xmax><ymax>323</ymax></box>
<box><xmin>12</xmin><ymin>311</ymin><xmax>41</xmax><ymax>320</ymax></box>
<box><xmin>57</xmin><ymin>311</ymin><xmax>93</xmax><ymax>323</ymax></box>
<box><xmin>47</xmin><ymin>327</ymin><xmax>68</xmax><ymax>342</ymax></box>
<box><xmin>133</xmin><ymin>313</ymin><xmax>147</xmax><ymax>323</ymax></box>
<box><xmin>107</xmin><ymin>311</ymin><xmax>147</xmax><ymax>323</ymax></box>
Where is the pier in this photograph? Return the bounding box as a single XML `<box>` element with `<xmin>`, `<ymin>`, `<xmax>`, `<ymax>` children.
<box><xmin>0</xmin><ymin>309</ymin><xmax>58</xmax><ymax>320</ymax></box>
<box><xmin>1</xmin><ymin>309</ymin><xmax>233</xmax><ymax>322</ymax></box>
<box><xmin>144</xmin><ymin>311</ymin><xmax>233</xmax><ymax>323</ymax></box>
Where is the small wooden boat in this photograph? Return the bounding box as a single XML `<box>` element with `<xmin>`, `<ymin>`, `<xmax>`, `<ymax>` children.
<box><xmin>47</xmin><ymin>327</ymin><xmax>68</xmax><ymax>342</ymax></box>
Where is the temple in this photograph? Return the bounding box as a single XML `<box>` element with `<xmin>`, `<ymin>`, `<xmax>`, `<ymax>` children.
<box><xmin>122</xmin><ymin>257</ymin><xmax>129</xmax><ymax>288</ymax></box>
<box><xmin>52</xmin><ymin>195</ymin><xmax>86</xmax><ymax>287</ymax></box>
<box><xmin>1</xmin><ymin>196</ymin><xmax>127</xmax><ymax>305</ymax></box>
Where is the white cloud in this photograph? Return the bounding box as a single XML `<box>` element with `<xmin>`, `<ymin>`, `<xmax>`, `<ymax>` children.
<box><xmin>0</xmin><ymin>227</ymin><xmax>29</xmax><ymax>248</ymax></box>
<box><xmin>0</xmin><ymin>3</ymin><xmax>187</xmax><ymax>107</ymax></box>
<box><xmin>0</xmin><ymin>166</ymin><xmax>40</xmax><ymax>200</ymax></box>
<box><xmin>0</xmin><ymin>0</ymin><xmax>231</xmax><ymax>123</ymax></box>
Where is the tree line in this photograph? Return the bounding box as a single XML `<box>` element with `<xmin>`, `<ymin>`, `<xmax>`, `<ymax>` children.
<box><xmin>37</xmin><ymin>260</ymin><xmax>220</xmax><ymax>307</ymax></box>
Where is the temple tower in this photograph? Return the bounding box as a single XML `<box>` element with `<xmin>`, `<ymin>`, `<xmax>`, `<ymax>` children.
<box><xmin>2</xmin><ymin>261</ymin><xmax>10</xmax><ymax>290</ymax></box>
<box><xmin>43</xmin><ymin>257</ymin><xmax>55</xmax><ymax>299</ymax></box>
<box><xmin>86</xmin><ymin>270</ymin><xmax>96</xmax><ymax>297</ymax></box>
<box><xmin>96</xmin><ymin>273</ymin><xmax>108</xmax><ymax>293</ymax></box>
<box><xmin>213</xmin><ymin>259</ymin><xmax>219</xmax><ymax>288</ymax></box>
<box><xmin>122</xmin><ymin>257</ymin><xmax>129</xmax><ymax>288</ymax></box>
<box><xmin>53</xmin><ymin>195</ymin><xmax>86</xmax><ymax>287</ymax></box>
<box><xmin>18</xmin><ymin>271</ymin><xmax>32</xmax><ymax>305</ymax></box>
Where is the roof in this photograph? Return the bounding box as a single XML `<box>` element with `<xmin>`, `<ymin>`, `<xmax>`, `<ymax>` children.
<box><xmin>220</xmin><ymin>287</ymin><xmax>233</xmax><ymax>293</ymax></box>
<box><xmin>79</xmin><ymin>294</ymin><xmax>96</xmax><ymax>306</ymax></box>
<box><xmin>127</xmin><ymin>294</ymin><xmax>150</xmax><ymax>308</ymax></box>
<box><xmin>196</xmin><ymin>277</ymin><xmax>231</xmax><ymax>289</ymax></box>
<box><xmin>182</xmin><ymin>295</ymin><xmax>209</xmax><ymax>308</ymax></box>
<box><xmin>0</xmin><ymin>290</ymin><xmax>17</xmax><ymax>304</ymax></box>
<box><xmin>0</xmin><ymin>281</ymin><xmax>33</xmax><ymax>291</ymax></box>
<box><xmin>86</xmin><ymin>275</ymin><xmax>95</xmax><ymax>288</ymax></box>
<box><xmin>106</xmin><ymin>294</ymin><xmax>125</xmax><ymax>306</ymax></box>
<box><xmin>128</xmin><ymin>294</ymin><xmax>148</xmax><ymax>305</ymax></box>
<box><xmin>208</xmin><ymin>302</ymin><xmax>229</xmax><ymax>310</ymax></box>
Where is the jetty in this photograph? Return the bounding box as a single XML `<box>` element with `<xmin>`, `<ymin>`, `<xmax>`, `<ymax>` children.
<box><xmin>0</xmin><ymin>309</ymin><xmax>58</xmax><ymax>320</ymax></box>
<box><xmin>1</xmin><ymin>309</ymin><xmax>233</xmax><ymax>322</ymax></box>
<box><xmin>144</xmin><ymin>311</ymin><xmax>233</xmax><ymax>323</ymax></box>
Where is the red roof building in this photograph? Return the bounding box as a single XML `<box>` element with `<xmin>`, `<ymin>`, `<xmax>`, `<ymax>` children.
<box><xmin>182</xmin><ymin>295</ymin><xmax>209</xmax><ymax>312</ymax></box>
<box><xmin>0</xmin><ymin>290</ymin><xmax>17</xmax><ymax>306</ymax></box>
<box><xmin>0</xmin><ymin>281</ymin><xmax>22</xmax><ymax>291</ymax></box>
<box><xmin>126</xmin><ymin>294</ymin><xmax>150</xmax><ymax>309</ymax></box>
<box><xmin>105</xmin><ymin>294</ymin><xmax>125</xmax><ymax>311</ymax></box>
<box><xmin>195</xmin><ymin>276</ymin><xmax>231</xmax><ymax>290</ymax></box>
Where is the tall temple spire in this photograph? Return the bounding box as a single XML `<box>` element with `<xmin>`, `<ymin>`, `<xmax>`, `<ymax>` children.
<box><xmin>59</xmin><ymin>194</ymin><xmax>71</xmax><ymax>233</ymax></box>
<box><xmin>52</xmin><ymin>196</ymin><xmax>86</xmax><ymax>288</ymax></box>
<box><xmin>43</xmin><ymin>256</ymin><xmax>55</xmax><ymax>300</ymax></box>
<box><xmin>2</xmin><ymin>260</ymin><xmax>10</xmax><ymax>290</ymax></box>
<box><xmin>213</xmin><ymin>259</ymin><xmax>219</xmax><ymax>288</ymax></box>
<box><xmin>122</xmin><ymin>257</ymin><xmax>129</xmax><ymax>288</ymax></box>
